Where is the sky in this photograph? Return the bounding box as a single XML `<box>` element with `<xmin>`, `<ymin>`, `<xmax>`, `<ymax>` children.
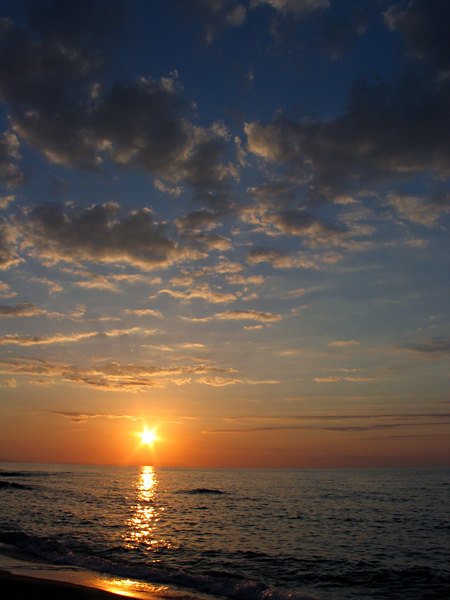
<box><xmin>0</xmin><ymin>0</ymin><xmax>449</xmax><ymax>468</ymax></box>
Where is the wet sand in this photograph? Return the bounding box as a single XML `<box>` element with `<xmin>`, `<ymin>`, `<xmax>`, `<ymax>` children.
<box><xmin>0</xmin><ymin>569</ymin><xmax>145</xmax><ymax>600</ymax></box>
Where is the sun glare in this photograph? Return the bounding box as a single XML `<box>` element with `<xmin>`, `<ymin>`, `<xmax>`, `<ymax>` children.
<box><xmin>140</xmin><ymin>428</ymin><xmax>158</xmax><ymax>446</ymax></box>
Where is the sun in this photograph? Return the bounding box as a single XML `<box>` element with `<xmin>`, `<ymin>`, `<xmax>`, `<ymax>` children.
<box><xmin>139</xmin><ymin>428</ymin><xmax>158</xmax><ymax>446</ymax></box>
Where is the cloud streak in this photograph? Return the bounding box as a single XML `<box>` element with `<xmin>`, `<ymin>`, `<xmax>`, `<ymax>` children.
<box><xmin>0</xmin><ymin>327</ymin><xmax>144</xmax><ymax>346</ymax></box>
<box><xmin>0</xmin><ymin>357</ymin><xmax>238</xmax><ymax>391</ymax></box>
<box><xmin>215</xmin><ymin>309</ymin><xmax>282</xmax><ymax>322</ymax></box>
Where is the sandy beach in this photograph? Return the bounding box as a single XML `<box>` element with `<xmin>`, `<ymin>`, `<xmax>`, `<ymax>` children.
<box><xmin>0</xmin><ymin>569</ymin><xmax>143</xmax><ymax>600</ymax></box>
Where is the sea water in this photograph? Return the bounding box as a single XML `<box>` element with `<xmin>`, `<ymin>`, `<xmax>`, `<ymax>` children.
<box><xmin>0</xmin><ymin>464</ymin><xmax>449</xmax><ymax>600</ymax></box>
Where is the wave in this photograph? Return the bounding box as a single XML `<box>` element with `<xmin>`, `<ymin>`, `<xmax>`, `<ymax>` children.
<box><xmin>0</xmin><ymin>469</ymin><xmax>63</xmax><ymax>478</ymax></box>
<box><xmin>0</xmin><ymin>531</ymin><xmax>316</xmax><ymax>600</ymax></box>
<box><xmin>0</xmin><ymin>471</ymin><xmax>32</xmax><ymax>478</ymax></box>
<box><xmin>0</xmin><ymin>481</ymin><xmax>32</xmax><ymax>490</ymax></box>
<box><xmin>178</xmin><ymin>488</ymin><xmax>227</xmax><ymax>495</ymax></box>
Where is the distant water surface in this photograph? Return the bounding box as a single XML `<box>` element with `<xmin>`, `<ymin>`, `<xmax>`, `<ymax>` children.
<box><xmin>0</xmin><ymin>464</ymin><xmax>449</xmax><ymax>600</ymax></box>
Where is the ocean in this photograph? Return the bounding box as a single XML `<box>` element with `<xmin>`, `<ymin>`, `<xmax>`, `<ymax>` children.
<box><xmin>0</xmin><ymin>463</ymin><xmax>449</xmax><ymax>600</ymax></box>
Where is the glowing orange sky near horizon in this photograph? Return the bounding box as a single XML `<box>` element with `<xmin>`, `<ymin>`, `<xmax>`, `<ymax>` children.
<box><xmin>0</xmin><ymin>404</ymin><xmax>449</xmax><ymax>468</ymax></box>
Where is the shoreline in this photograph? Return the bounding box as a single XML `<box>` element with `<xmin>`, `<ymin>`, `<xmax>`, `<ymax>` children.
<box><xmin>0</xmin><ymin>553</ymin><xmax>200</xmax><ymax>600</ymax></box>
<box><xmin>0</xmin><ymin>569</ymin><xmax>149</xmax><ymax>600</ymax></box>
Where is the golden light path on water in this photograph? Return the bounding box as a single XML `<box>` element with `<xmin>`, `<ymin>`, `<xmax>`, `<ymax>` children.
<box><xmin>96</xmin><ymin>467</ymin><xmax>172</xmax><ymax>599</ymax></box>
<box><xmin>124</xmin><ymin>466</ymin><xmax>171</xmax><ymax>552</ymax></box>
<box><xmin>95</xmin><ymin>577</ymin><xmax>169</xmax><ymax>599</ymax></box>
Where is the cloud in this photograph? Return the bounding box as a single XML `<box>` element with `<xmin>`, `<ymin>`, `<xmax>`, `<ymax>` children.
<box><xmin>226</xmin><ymin>274</ymin><xmax>265</xmax><ymax>286</ymax></box>
<box><xmin>0</xmin><ymin>3</ymin><xmax>237</xmax><ymax>193</ymax></box>
<box><xmin>178</xmin><ymin>309</ymin><xmax>282</xmax><ymax>324</ymax></box>
<box><xmin>387</xmin><ymin>189</ymin><xmax>450</xmax><ymax>228</ymax></box>
<box><xmin>45</xmin><ymin>411</ymin><xmax>140</xmax><ymax>423</ymax></box>
<box><xmin>175</xmin><ymin>206</ymin><xmax>235</xmax><ymax>252</ymax></box>
<box><xmin>241</xmin><ymin>197</ymin><xmax>343</xmax><ymax>243</ymax></box>
<box><xmin>190</xmin><ymin>232</ymin><xmax>232</xmax><ymax>252</ymax></box>
<box><xmin>14</xmin><ymin>202</ymin><xmax>190</xmax><ymax>270</ymax></box>
<box><xmin>173</xmin><ymin>0</ymin><xmax>246</xmax><ymax>44</ymax></box>
<box><xmin>0</xmin><ymin>356</ymin><xmax>237</xmax><ymax>391</ymax></box>
<box><xmin>0</xmin><ymin>217</ymin><xmax>20</xmax><ymax>269</ymax></box>
<box><xmin>215</xmin><ymin>309</ymin><xmax>282</xmax><ymax>322</ymax></box>
<box><xmin>124</xmin><ymin>309</ymin><xmax>162</xmax><ymax>318</ymax></box>
<box><xmin>0</xmin><ymin>194</ymin><xmax>14</xmax><ymax>209</ymax></box>
<box><xmin>159</xmin><ymin>283</ymin><xmax>236</xmax><ymax>304</ymax></box>
<box><xmin>203</xmin><ymin>411</ymin><xmax>450</xmax><ymax>433</ymax></box>
<box><xmin>283</xmin><ymin>287</ymin><xmax>317</xmax><ymax>298</ymax></box>
<box><xmin>94</xmin><ymin>77</ymin><xmax>235</xmax><ymax>190</ymax></box>
<box><xmin>247</xmin><ymin>181</ymin><xmax>297</xmax><ymax>204</ymax></box>
<box><xmin>384</xmin><ymin>0</ymin><xmax>450</xmax><ymax>72</ymax></box>
<box><xmin>246</xmin><ymin>247</ymin><xmax>336</xmax><ymax>269</ymax></box>
<box><xmin>245</xmin><ymin>68</ymin><xmax>450</xmax><ymax>202</ymax></box>
<box><xmin>175</xmin><ymin>208</ymin><xmax>224</xmax><ymax>233</ymax></box>
<box><xmin>0</xmin><ymin>302</ymin><xmax>44</xmax><ymax>317</ymax></box>
<box><xmin>30</xmin><ymin>277</ymin><xmax>63</xmax><ymax>294</ymax></box>
<box><xmin>260</xmin><ymin>209</ymin><xmax>344</xmax><ymax>243</ymax></box>
<box><xmin>250</xmin><ymin>0</ymin><xmax>330</xmax><ymax>45</ymax></box>
<box><xmin>70</xmin><ymin>271</ymin><xmax>152</xmax><ymax>292</ymax></box>
<box><xmin>0</xmin><ymin>280</ymin><xmax>15</xmax><ymax>297</ymax></box>
<box><xmin>328</xmin><ymin>340</ymin><xmax>360</xmax><ymax>347</ymax></box>
<box><xmin>313</xmin><ymin>376</ymin><xmax>374</xmax><ymax>383</ymax></box>
<box><xmin>197</xmin><ymin>376</ymin><xmax>279</xmax><ymax>386</ymax></box>
<box><xmin>401</xmin><ymin>337</ymin><xmax>450</xmax><ymax>356</ymax></box>
<box><xmin>0</xmin><ymin>1</ymin><xmax>120</xmax><ymax>170</ymax></box>
<box><xmin>205</xmin><ymin>421</ymin><xmax>447</xmax><ymax>434</ymax></box>
<box><xmin>251</xmin><ymin>0</ymin><xmax>330</xmax><ymax>19</ymax></box>
<box><xmin>0</xmin><ymin>131</ymin><xmax>25</xmax><ymax>188</ymax></box>
<box><xmin>197</xmin><ymin>376</ymin><xmax>241</xmax><ymax>386</ymax></box>
<box><xmin>0</xmin><ymin>326</ymin><xmax>144</xmax><ymax>346</ymax></box>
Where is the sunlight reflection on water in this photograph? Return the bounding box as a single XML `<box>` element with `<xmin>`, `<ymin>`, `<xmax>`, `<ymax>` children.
<box><xmin>97</xmin><ymin>576</ymin><xmax>170</xmax><ymax>599</ymax></box>
<box><xmin>124</xmin><ymin>466</ymin><xmax>171</xmax><ymax>553</ymax></box>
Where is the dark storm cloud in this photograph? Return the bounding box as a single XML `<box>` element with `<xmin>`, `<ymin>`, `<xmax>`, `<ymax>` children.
<box><xmin>173</xmin><ymin>0</ymin><xmax>246</xmax><ymax>44</ymax></box>
<box><xmin>384</xmin><ymin>0</ymin><xmax>450</xmax><ymax>72</ymax></box>
<box><xmin>0</xmin><ymin>1</ymin><xmax>236</xmax><ymax>192</ymax></box>
<box><xmin>14</xmin><ymin>202</ymin><xmax>185</xmax><ymax>270</ymax></box>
